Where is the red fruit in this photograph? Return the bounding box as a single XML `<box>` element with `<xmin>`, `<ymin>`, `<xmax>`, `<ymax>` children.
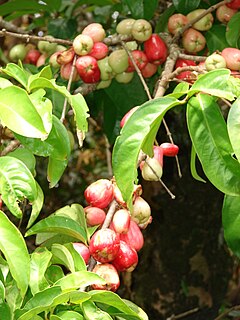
<box><xmin>24</xmin><ymin>49</ymin><xmax>41</xmax><ymax>65</ymax></box>
<box><xmin>127</xmin><ymin>50</ymin><xmax>148</xmax><ymax>72</ymax></box>
<box><xmin>144</xmin><ymin>34</ymin><xmax>168</xmax><ymax>65</ymax></box>
<box><xmin>84</xmin><ymin>206</ymin><xmax>106</xmax><ymax>226</ymax></box>
<box><xmin>226</xmin><ymin>0</ymin><xmax>240</xmax><ymax>10</ymax></box>
<box><xmin>72</xmin><ymin>242</ymin><xmax>90</xmax><ymax>265</ymax></box>
<box><xmin>120</xmin><ymin>220</ymin><xmax>144</xmax><ymax>251</ymax></box>
<box><xmin>89</xmin><ymin>42</ymin><xmax>109</xmax><ymax>60</ymax></box>
<box><xmin>160</xmin><ymin>142</ymin><xmax>179</xmax><ymax>157</ymax></box>
<box><xmin>84</xmin><ymin>179</ymin><xmax>113</xmax><ymax>209</ymax></box>
<box><xmin>112</xmin><ymin>240</ymin><xmax>138</xmax><ymax>272</ymax></box>
<box><xmin>175</xmin><ymin>58</ymin><xmax>196</xmax><ymax>68</ymax></box>
<box><xmin>182</xmin><ymin>28</ymin><xmax>206</xmax><ymax>53</ymax></box>
<box><xmin>112</xmin><ymin>209</ymin><xmax>131</xmax><ymax>234</ymax></box>
<box><xmin>76</xmin><ymin>55</ymin><xmax>101</xmax><ymax>83</ymax></box>
<box><xmin>89</xmin><ymin>228</ymin><xmax>120</xmax><ymax>263</ymax></box>
<box><xmin>60</xmin><ymin>62</ymin><xmax>79</xmax><ymax>81</ymax></box>
<box><xmin>120</xmin><ymin>106</ymin><xmax>139</xmax><ymax>128</ymax></box>
<box><xmin>141</xmin><ymin>62</ymin><xmax>158</xmax><ymax>78</ymax></box>
<box><xmin>221</xmin><ymin>47</ymin><xmax>240</xmax><ymax>71</ymax></box>
<box><xmin>36</xmin><ymin>54</ymin><xmax>47</xmax><ymax>67</ymax></box>
<box><xmin>82</xmin><ymin>23</ymin><xmax>106</xmax><ymax>43</ymax></box>
<box><xmin>167</xmin><ymin>13</ymin><xmax>189</xmax><ymax>35</ymax></box>
<box><xmin>56</xmin><ymin>47</ymin><xmax>75</xmax><ymax>65</ymax></box>
<box><xmin>153</xmin><ymin>145</ymin><xmax>164</xmax><ymax>168</ymax></box>
<box><xmin>92</xmin><ymin>263</ymin><xmax>120</xmax><ymax>292</ymax></box>
<box><xmin>216</xmin><ymin>5</ymin><xmax>237</xmax><ymax>24</ymax></box>
<box><xmin>113</xmin><ymin>182</ymin><xmax>126</xmax><ymax>207</ymax></box>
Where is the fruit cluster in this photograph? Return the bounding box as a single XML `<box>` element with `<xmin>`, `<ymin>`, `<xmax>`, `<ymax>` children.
<box><xmin>73</xmin><ymin>178</ymin><xmax>149</xmax><ymax>292</ymax></box>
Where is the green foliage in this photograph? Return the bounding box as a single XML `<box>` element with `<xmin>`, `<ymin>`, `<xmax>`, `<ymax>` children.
<box><xmin>172</xmin><ymin>0</ymin><xmax>200</xmax><ymax>15</ymax></box>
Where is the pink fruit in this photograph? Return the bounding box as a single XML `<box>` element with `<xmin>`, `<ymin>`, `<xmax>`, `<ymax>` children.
<box><xmin>72</xmin><ymin>242</ymin><xmax>90</xmax><ymax>265</ymax></box>
<box><xmin>144</xmin><ymin>34</ymin><xmax>168</xmax><ymax>65</ymax></box>
<box><xmin>120</xmin><ymin>220</ymin><xmax>144</xmax><ymax>251</ymax></box>
<box><xmin>60</xmin><ymin>62</ymin><xmax>79</xmax><ymax>81</ymax></box>
<box><xmin>160</xmin><ymin>142</ymin><xmax>179</xmax><ymax>157</ymax></box>
<box><xmin>82</xmin><ymin>23</ymin><xmax>106</xmax><ymax>42</ymax></box>
<box><xmin>216</xmin><ymin>5</ymin><xmax>237</xmax><ymax>24</ymax></box>
<box><xmin>221</xmin><ymin>47</ymin><xmax>240</xmax><ymax>71</ymax></box>
<box><xmin>113</xmin><ymin>182</ymin><xmax>126</xmax><ymax>207</ymax></box>
<box><xmin>76</xmin><ymin>55</ymin><xmax>101</xmax><ymax>83</ymax></box>
<box><xmin>167</xmin><ymin>13</ymin><xmax>188</xmax><ymax>35</ymax></box>
<box><xmin>92</xmin><ymin>263</ymin><xmax>120</xmax><ymax>292</ymax></box>
<box><xmin>141</xmin><ymin>62</ymin><xmax>158</xmax><ymax>78</ymax></box>
<box><xmin>127</xmin><ymin>50</ymin><xmax>148</xmax><ymax>72</ymax></box>
<box><xmin>89</xmin><ymin>228</ymin><xmax>120</xmax><ymax>263</ymax></box>
<box><xmin>182</xmin><ymin>28</ymin><xmax>206</xmax><ymax>53</ymax></box>
<box><xmin>89</xmin><ymin>42</ymin><xmax>109</xmax><ymax>60</ymax></box>
<box><xmin>112</xmin><ymin>209</ymin><xmax>131</xmax><ymax>234</ymax></box>
<box><xmin>84</xmin><ymin>179</ymin><xmax>113</xmax><ymax>209</ymax></box>
<box><xmin>112</xmin><ymin>240</ymin><xmax>138</xmax><ymax>272</ymax></box>
<box><xmin>153</xmin><ymin>146</ymin><xmax>164</xmax><ymax>168</ymax></box>
<box><xmin>84</xmin><ymin>206</ymin><xmax>106</xmax><ymax>226</ymax></box>
<box><xmin>36</xmin><ymin>54</ymin><xmax>47</xmax><ymax>67</ymax></box>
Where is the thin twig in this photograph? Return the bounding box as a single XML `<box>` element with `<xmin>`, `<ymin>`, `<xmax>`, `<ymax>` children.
<box><xmin>167</xmin><ymin>307</ymin><xmax>199</xmax><ymax>320</ymax></box>
<box><xmin>0</xmin><ymin>140</ymin><xmax>20</xmax><ymax>156</ymax></box>
<box><xmin>214</xmin><ymin>305</ymin><xmax>240</xmax><ymax>320</ymax></box>
<box><xmin>178</xmin><ymin>53</ymin><xmax>207</xmax><ymax>62</ymax></box>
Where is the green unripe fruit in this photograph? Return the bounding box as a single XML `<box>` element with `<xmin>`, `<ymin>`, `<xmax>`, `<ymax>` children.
<box><xmin>108</xmin><ymin>49</ymin><xmax>129</xmax><ymax>74</ymax></box>
<box><xmin>38</xmin><ymin>36</ymin><xmax>57</xmax><ymax>54</ymax></box>
<box><xmin>9</xmin><ymin>44</ymin><xmax>27</xmax><ymax>62</ymax></box>
<box><xmin>115</xmin><ymin>71</ymin><xmax>134</xmax><ymax>84</ymax></box>
<box><xmin>116</xmin><ymin>18</ymin><xmax>136</xmax><ymax>35</ymax></box>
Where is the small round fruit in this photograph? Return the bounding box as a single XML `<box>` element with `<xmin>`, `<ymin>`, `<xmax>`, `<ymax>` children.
<box><xmin>226</xmin><ymin>0</ymin><xmax>240</xmax><ymax>10</ymax></box>
<box><xmin>98</xmin><ymin>57</ymin><xmax>114</xmax><ymax>81</ymax></box>
<box><xmin>187</xmin><ymin>9</ymin><xmax>214</xmax><ymax>31</ymax></box>
<box><xmin>72</xmin><ymin>242</ymin><xmax>90</xmax><ymax>265</ymax></box>
<box><xmin>75</xmin><ymin>55</ymin><xmax>101</xmax><ymax>83</ymax></box>
<box><xmin>9</xmin><ymin>44</ymin><xmax>27</xmax><ymax>62</ymax></box>
<box><xmin>216</xmin><ymin>5</ymin><xmax>237</xmax><ymax>24</ymax></box>
<box><xmin>120</xmin><ymin>220</ymin><xmax>144</xmax><ymax>252</ymax></box>
<box><xmin>60</xmin><ymin>62</ymin><xmax>79</xmax><ymax>81</ymax></box>
<box><xmin>36</xmin><ymin>54</ymin><xmax>47</xmax><ymax>67</ymax></box>
<box><xmin>221</xmin><ymin>47</ymin><xmax>240</xmax><ymax>71</ymax></box>
<box><xmin>108</xmin><ymin>49</ymin><xmax>129</xmax><ymax>74</ymax></box>
<box><xmin>153</xmin><ymin>145</ymin><xmax>164</xmax><ymax>168</ymax></box>
<box><xmin>82</xmin><ymin>23</ymin><xmax>106</xmax><ymax>42</ymax></box>
<box><xmin>167</xmin><ymin>13</ymin><xmax>189</xmax><ymax>35</ymax></box>
<box><xmin>120</xmin><ymin>106</ymin><xmax>139</xmax><ymax>128</ymax></box>
<box><xmin>92</xmin><ymin>263</ymin><xmax>120</xmax><ymax>292</ymax></box>
<box><xmin>89</xmin><ymin>228</ymin><xmax>120</xmax><ymax>263</ymax></box>
<box><xmin>112</xmin><ymin>240</ymin><xmax>138</xmax><ymax>272</ymax></box>
<box><xmin>84</xmin><ymin>179</ymin><xmax>113</xmax><ymax>208</ymax></box>
<box><xmin>116</xmin><ymin>18</ymin><xmax>136</xmax><ymax>35</ymax></box>
<box><xmin>89</xmin><ymin>42</ymin><xmax>109</xmax><ymax>60</ymax></box>
<box><xmin>144</xmin><ymin>34</ymin><xmax>168</xmax><ymax>65</ymax></box>
<box><xmin>84</xmin><ymin>206</ymin><xmax>106</xmax><ymax>226</ymax></box>
<box><xmin>131</xmin><ymin>19</ymin><xmax>152</xmax><ymax>42</ymax></box>
<box><xmin>175</xmin><ymin>58</ymin><xmax>196</xmax><ymax>68</ymax></box>
<box><xmin>112</xmin><ymin>209</ymin><xmax>131</xmax><ymax>234</ymax></box>
<box><xmin>141</xmin><ymin>157</ymin><xmax>163</xmax><ymax>181</ymax></box>
<box><xmin>115</xmin><ymin>71</ymin><xmax>134</xmax><ymax>84</ymax></box>
<box><xmin>141</xmin><ymin>62</ymin><xmax>158</xmax><ymax>78</ymax></box>
<box><xmin>205</xmin><ymin>53</ymin><xmax>227</xmax><ymax>71</ymax></box>
<box><xmin>73</xmin><ymin>34</ymin><xmax>94</xmax><ymax>56</ymax></box>
<box><xmin>127</xmin><ymin>50</ymin><xmax>148</xmax><ymax>72</ymax></box>
<box><xmin>24</xmin><ymin>48</ymin><xmax>41</xmax><ymax>65</ymax></box>
<box><xmin>160</xmin><ymin>142</ymin><xmax>179</xmax><ymax>157</ymax></box>
<box><xmin>97</xmin><ymin>79</ymin><xmax>112</xmax><ymax>89</ymax></box>
<box><xmin>131</xmin><ymin>196</ymin><xmax>151</xmax><ymax>225</ymax></box>
<box><xmin>182</xmin><ymin>28</ymin><xmax>206</xmax><ymax>53</ymax></box>
<box><xmin>38</xmin><ymin>36</ymin><xmax>57</xmax><ymax>54</ymax></box>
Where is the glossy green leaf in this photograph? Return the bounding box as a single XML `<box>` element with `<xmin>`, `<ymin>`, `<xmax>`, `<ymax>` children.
<box><xmin>121</xmin><ymin>0</ymin><xmax>143</xmax><ymax>18</ymax></box>
<box><xmin>47</xmin><ymin>157</ymin><xmax>68</xmax><ymax>188</ymax></box>
<box><xmin>82</xmin><ymin>300</ymin><xmax>112</xmax><ymax>320</ymax></box>
<box><xmin>27</xmin><ymin>182</ymin><xmax>44</xmax><ymax>228</ymax></box>
<box><xmin>0</xmin><ymin>211</ymin><xmax>30</xmax><ymax>297</ymax></box>
<box><xmin>172</xmin><ymin>0</ymin><xmax>200</xmax><ymax>14</ymax></box>
<box><xmin>0</xmin><ymin>86</ymin><xmax>49</xmax><ymax>139</ymax></box>
<box><xmin>121</xmin><ymin>299</ymin><xmax>148</xmax><ymax>320</ymax></box>
<box><xmin>226</xmin><ymin>12</ymin><xmax>240</xmax><ymax>48</ymax></box>
<box><xmin>45</xmin><ymin>265</ymin><xmax>65</xmax><ymax>285</ymax></box>
<box><xmin>29</xmin><ymin>78</ymin><xmax>89</xmax><ymax>136</ymax></box>
<box><xmin>25</xmin><ymin>215</ymin><xmax>87</xmax><ymax>244</ymax></box>
<box><xmin>112</xmin><ymin>96</ymin><xmax>181</xmax><ymax>207</ymax></box>
<box><xmin>51</xmin><ymin>244</ymin><xmax>76</xmax><ymax>273</ymax></box>
<box><xmin>16</xmin><ymin>286</ymin><xmax>62</xmax><ymax>320</ymax></box>
<box><xmin>56</xmin><ymin>310</ymin><xmax>84</xmax><ymax>320</ymax></box>
<box><xmin>222</xmin><ymin>194</ymin><xmax>240</xmax><ymax>257</ymax></box>
<box><xmin>50</xmin><ymin>316</ymin><xmax>61</xmax><ymax>320</ymax></box>
<box><xmin>0</xmin><ymin>302</ymin><xmax>12</xmax><ymax>320</ymax></box>
<box><xmin>190</xmin><ymin>69</ymin><xmax>236</xmax><ymax>101</ymax></box>
<box><xmin>227</xmin><ymin>98</ymin><xmax>240</xmax><ymax>162</ymax></box>
<box><xmin>187</xmin><ymin>93</ymin><xmax>240</xmax><ymax>196</ymax></box>
<box><xmin>0</xmin><ymin>157</ymin><xmax>37</xmax><ymax>218</ymax></box>
<box><xmin>7</xmin><ymin>147</ymin><xmax>36</xmax><ymax>176</ymax></box>
<box><xmin>29</xmin><ymin>248</ymin><xmax>52</xmax><ymax>295</ymax></box>
<box><xmin>190</xmin><ymin>145</ymin><xmax>206</xmax><ymax>183</ymax></box>
<box><xmin>0</xmin><ymin>280</ymin><xmax>5</xmax><ymax>301</ymax></box>
<box><xmin>54</xmin><ymin>204</ymin><xmax>86</xmax><ymax>226</ymax></box>
<box><xmin>205</xmin><ymin>24</ymin><xmax>228</xmax><ymax>54</ymax></box>
<box><xmin>65</xmin><ymin>243</ymin><xmax>87</xmax><ymax>272</ymax></box>
<box><xmin>90</xmin><ymin>291</ymin><xmax>141</xmax><ymax>318</ymax></box>
<box><xmin>54</xmin><ymin>271</ymin><xmax>106</xmax><ymax>291</ymax></box>
<box><xmin>1</xmin><ymin>63</ymin><xmax>29</xmax><ymax>88</ymax></box>
<box><xmin>155</xmin><ymin>5</ymin><xmax>175</xmax><ymax>33</ymax></box>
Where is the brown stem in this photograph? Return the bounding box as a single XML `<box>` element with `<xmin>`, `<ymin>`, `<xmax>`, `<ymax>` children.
<box><xmin>178</xmin><ymin>53</ymin><xmax>207</xmax><ymax>62</ymax></box>
<box><xmin>166</xmin><ymin>307</ymin><xmax>199</xmax><ymax>320</ymax></box>
<box><xmin>214</xmin><ymin>305</ymin><xmax>240</xmax><ymax>320</ymax></box>
<box><xmin>0</xmin><ymin>140</ymin><xmax>20</xmax><ymax>156</ymax></box>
